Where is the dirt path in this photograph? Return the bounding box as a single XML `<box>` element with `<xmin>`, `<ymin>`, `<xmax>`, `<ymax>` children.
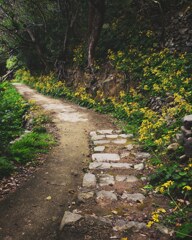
<box><xmin>0</xmin><ymin>83</ymin><xmax>116</xmax><ymax>240</ymax></box>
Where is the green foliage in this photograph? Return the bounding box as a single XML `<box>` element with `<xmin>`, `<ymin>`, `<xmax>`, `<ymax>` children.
<box><xmin>9</xmin><ymin>132</ymin><xmax>54</xmax><ymax>163</ymax></box>
<box><xmin>0</xmin><ymin>82</ymin><xmax>29</xmax><ymax>154</ymax></box>
<box><xmin>6</xmin><ymin>56</ymin><xmax>19</xmax><ymax>70</ymax></box>
<box><xmin>0</xmin><ymin>82</ymin><xmax>55</xmax><ymax>178</ymax></box>
<box><xmin>0</xmin><ymin>157</ymin><xmax>14</xmax><ymax>177</ymax></box>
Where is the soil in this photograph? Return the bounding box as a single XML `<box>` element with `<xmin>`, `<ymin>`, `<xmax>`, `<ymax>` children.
<box><xmin>0</xmin><ymin>83</ymin><xmax>116</xmax><ymax>240</ymax></box>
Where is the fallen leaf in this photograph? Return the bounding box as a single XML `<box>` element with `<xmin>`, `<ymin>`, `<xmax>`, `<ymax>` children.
<box><xmin>112</xmin><ymin>210</ymin><xmax>118</xmax><ymax>215</ymax></box>
<box><xmin>46</xmin><ymin>196</ymin><xmax>52</xmax><ymax>200</ymax></box>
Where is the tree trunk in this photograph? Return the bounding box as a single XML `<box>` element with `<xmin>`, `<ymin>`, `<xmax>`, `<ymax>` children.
<box><xmin>26</xmin><ymin>28</ymin><xmax>48</xmax><ymax>70</ymax></box>
<box><xmin>88</xmin><ymin>0</ymin><xmax>105</xmax><ymax>68</ymax></box>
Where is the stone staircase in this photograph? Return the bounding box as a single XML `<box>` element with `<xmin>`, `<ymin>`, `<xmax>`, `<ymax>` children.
<box><xmin>60</xmin><ymin>129</ymin><xmax>170</xmax><ymax>240</ymax></box>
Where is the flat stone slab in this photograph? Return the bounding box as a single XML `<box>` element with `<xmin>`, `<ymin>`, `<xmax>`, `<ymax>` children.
<box><xmin>94</xmin><ymin>146</ymin><xmax>105</xmax><ymax>152</ymax></box>
<box><xmin>126</xmin><ymin>175</ymin><xmax>138</xmax><ymax>183</ymax></box>
<box><xmin>91</xmin><ymin>135</ymin><xmax>106</xmax><ymax>141</ymax></box>
<box><xmin>135</xmin><ymin>152</ymin><xmax>151</xmax><ymax>159</ymax></box>
<box><xmin>134</xmin><ymin>163</ymin><xmax>145</xmax><ymax>170</ymax></box>
<box><xmin>120</xmin><ymin>152</ymin><xmax>130</xmax><ymax>158</ymax></box>
<box><xmin>116</xmin><ymin>175</ymin><xmax>127</xmax><ymax>182</ymax></box>
<box><xmin>121</xmin><ymin>192</ymin><xmax>145</xmax><ymax>202</ymax></box>
<box><xmin>125</xmin><ymin>144</ymin><xmax>134</xmax><ymax>151</ymax></box>
<box><xmin>89</xmin><ymin>162</ymin><xmax>133</xmax><ymax>170</ymax></box>
<box><xmin>112</xmin><ymin>139</ymin><xmax>127</xmax><ymax>144</ymax></box>
<box><xmin>97</xmin><ymin>129</ymin><xmax>113</xmax><ymax>134</ymax></box>
<box><xmin>106</xmin><ymin>134</ymin><xmax>118</xmax><ymax>139</ymax></box>
<box><xmin>99</xmin><ymin>174</ymin><xmax>115</xmax><ymax>186</ymax></box>
<box><xmin>90</xmin><ymin>131</ymin><xmax>97</xmax><ymax>136</ymax></box>
<box><xmin>110</xmin><ymin>163</ymin><xmax>133</xmax><ymax>169</ymax></box>
<box><xmin>96</xmin><ymin>190</ymin><xmax>117</xmax><ymax>201</ymax></box>
<box><xmin>83</xmin><ymin>173</ymin><xmax>96</xmax><ymax>188</ymax></box>
<box><xmin>78</xmin><ymin>191</ymin><xmax>94</xmax><ymax>201</ymax></box>
<box><xmin>119</xmin><ymin>134</ymin><xmax>134</xmax><ymax>138</ymax></box>
<box><xmin>92</xmin><ymin>153</ymin><xmax>120</xmax><ymax>162</ymax></box>
<box><xmin>60</xmin><ymin>211</ymin><xmax>82</xmax><ymax>230</ymax></box>
<box><xmin>93</xmin><ymin>140</ymin><xmax>110</xmax><ymax>145</ymax></box>
<box><xmin>113</xmin><ymin>221</ymin><xmax>146</xmax><ymax>231</ymax></box>
<box><xmin>89</xmin><ymin>162</ymin><xmax>111</xmax><ymax>170</ymax></box>
<box><xmin>115</xmin><ymin>175</ymin><xmax>138</xmax><ymax>182</ymax></box>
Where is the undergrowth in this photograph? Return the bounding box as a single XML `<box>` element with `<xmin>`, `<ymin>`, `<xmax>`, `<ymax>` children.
<box><xmin>0</xmin><ymin>82</ymin><xmax>55</xmax><ymax>178</ymax></box>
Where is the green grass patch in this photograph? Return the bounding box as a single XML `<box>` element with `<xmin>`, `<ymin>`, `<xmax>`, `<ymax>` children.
<box><xmin>0</xmin><ymin>82</ymin><xmax>55</xmax><ymax>178</ymax></box>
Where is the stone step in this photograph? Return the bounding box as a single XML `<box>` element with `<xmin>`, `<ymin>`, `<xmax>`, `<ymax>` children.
<box><xmin>92</xmin><ymin>153</ymin><xmax>120</xmax><ymax>162</ymax></box>
<box><xmin>89</xmin><ymin>162</ymin><xmax>133</xmax><ymax>170</ymax></box>
<box><xmin>121</xmin><ymin>192</ymin><xmax>145</xmax><ymax>202</ymax></box>
<box><xmin>98</xmin><ymin>174</ymin><xmax>115</xmax><ymax>186</ymax></box>
<box><xmin>82</xmin><ymin>173</ymin><xmax>96</xmax><ymax>188</ymax></box>
<box><xmin>94</xmin><ymin>146</ymin><xmax>105</xmax><ymax>152</ymax></box>
<box><xmin>96</xmin><ymin>190</ymin><xmax>117</xmax><ymax>202</ymax></box>
<box><xmin>112</xmin><ymin>139</ymin><xmax>127</xmax><ymax>144</ymax></box>
<box><xmin>94</xmin><ymin>140</ymin><xmax>110</xmax><ymax>145</ymax></box>
<box><xmin>91</xmin><ymin>135</ymin><xmax>106</xmax><ymax>141</ymax></box>
<box><xmin>115</xmin><ymin>175</ymin><xmax>138</xmax><ymax>183</ymax></box>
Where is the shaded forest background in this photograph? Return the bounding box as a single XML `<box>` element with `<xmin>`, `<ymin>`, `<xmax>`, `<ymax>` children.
<box><xmin>0</xmin><ymin>0</ymin><xmax>192</xmax><ymax>77</ymax></box>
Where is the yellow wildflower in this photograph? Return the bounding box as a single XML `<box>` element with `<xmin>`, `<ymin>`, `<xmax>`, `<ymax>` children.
<box><xmin>183</xmin><ymin>186</ymin><xmax>192</xmax><ymax>191</ymax></box>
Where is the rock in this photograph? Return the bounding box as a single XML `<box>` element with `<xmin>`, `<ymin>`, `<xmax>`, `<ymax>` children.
<box><xmin>179</xmin><ymin>28</ymin><xmax>188</xmax><ymax>34</ymax></box>
<box><xmin>134</xmin><ymin>163</ymin><xmax>144</xmax><ymax>170</ymax></box>
<box><xmin>183</xmin><ymin>115</ymin><xmax>192</xmax><ymax>130</ymax></box>
<box><xmin>106</xmin><ymin>134</ymin><xmax>118</xmax><ymax>139</ymax></box>
<box><xmin>113</xmin><ymin>221</ymin><xmax>146</xmax><ymax>231</ymax></box>
<box><xmin>184</xmin><ymin>138</ymin><xmax>192</xmax><ymax>157</ymax></box>
<box><xmin>89</xmin><ymin>162</ymin><xmax>111</xmax><ymax>170</ymax></box>
<box><xmin>92</xmin><ymin>153</ymin><xmax>120</xmax><ymax>162</ymax></box>
<box><xmin>167</xmin><ymin>143</ymin><xmax>180</xmax><ymax>151</ymax></box>
<box><xmin>91</xmin><ymin>135</ymin><xmax>106</xmax><ymax>141</ymax></box>
<box><xmin>125</xmin><ymin>144</ymin><xmax>134</xmax><ymax>151</ymax></box>
<box><xmin>85</xmin><ymin>215</ymin><xmax>112</xmax><ymax>225</ymax></box>
<box><xmin>115</xmin><ymin>175</ymin><xmax>127</xmax><ymax>182</ymax></box>
<box><xmin>97</xmin><ymin>129</ymin><xmax>113</xmax><ymax>134</ymax></box>
<box><xmin>135</xmin><ymin>152</ymin><xmax>151</xmax><ymax>160</ymax></box>
<box><xmin>78</xmin><ymin>191</ymin><xmax>94</xmax><ymax>201</ymax></box>
<box><xmin>119</xmin><ymin>134</ymin><xmax>133</xmax><ymax>138</ymax></box>
<box><xmin>120</xmin><ymin>152</ymin><xmax>130</xmax><ymax>158</ymax></box>
<box><xmin>89</xmin><ymin>162</ymin><xmax>133</xmax><ymax>170</ymax></box>
<box><xmin>112</xmin><ymin>139</ymin><xmax>127</xmax><ymax>144</ymax></box>
<box><xmin>126</xmin><ymin>175</ymin><xmax>138</xmax><ymax>183</ymax></box>
<box><xmin>121</xmin><ymin>192</ymin><xmax>145</xmax><ymax>202</ymax></box>
<box><xmin>94</xmin><ymin>140</ymin><xmax>110</xmax><ymax>145</ymax></box>
<box><xmin>179</xmin><ymin>154</ymin><xmax>188</xmax><ymax>161</ymax></box>
<box><xmin>99</xmin><ymin>174</ymin><xmax>115</xmax><ymax>186</ymax></box>
<box><xmin>155</xmin><ymin>223</ymin><xmax>174</xmax><ymax>236</ymax></box>
<box><xmin>115</xmin><ymin>130</ymin><xmax>122</xmax><ymax>134</ymax></box>
<box><xmin>176</xmin><ymin>133</ymin><xmax>184</xmax><ymax>143</ymax></box>
<box><xmin>83</xmin><ymin>173</ymin><xmax>96</xmax><ymax>188</ymax></box>
<box><xmin>60</xmin><ymin>211</ymin><xmax>83</xmax><ymax>230</ymax></box>
<box><xmin>94</xmin><ymin>146</ymin><xmax>105</xmax><ymax>152</ymax></box>
<box><xmin>110</xmin><ymin>163</ymin><xmax>133</xmax><ymax>169</ymax></box>
<box><xmin>90</xmin><ymin>131</ymin><xmax>97</xmax><ymax>136</ymax></box>
<box><xmin>181</xmin><ymin>126</ymin><xmax>192</xmax><ymax>138</ymax></box>
<box><xmin>141</xmin><ymin>177</ymin><xmax>147</xmax><ymax>181</ymax></box>
<box><xmin>96</xmin><ymin>190</ymin><xmax>117</xmax><ymax>201</ymax></box>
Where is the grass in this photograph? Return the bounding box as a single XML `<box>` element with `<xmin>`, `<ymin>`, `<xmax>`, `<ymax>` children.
<box><xmin>0</xmin><ymin>81</ymin><xmax>55</xmax><ymax>178</ymax></box>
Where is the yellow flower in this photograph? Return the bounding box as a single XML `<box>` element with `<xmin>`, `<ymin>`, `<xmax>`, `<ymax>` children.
<box><xmin>146</xmin><ymin>221</ymin><xmax>154</xmax><ymax>228</ymax></box>
<box><xmin>157</xmin><ymin>208</ymin><xmax>166</xmax><ymax>213</ymax></box>
<box><xmin>162</xmin><ymin>180</ymin><xmax>174</xmax><ymax>188</ymax></box>
<box><xmin>183</xmin><ymin>186</ymin><xmax>191</xmax><ymax>191</ymax></box>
